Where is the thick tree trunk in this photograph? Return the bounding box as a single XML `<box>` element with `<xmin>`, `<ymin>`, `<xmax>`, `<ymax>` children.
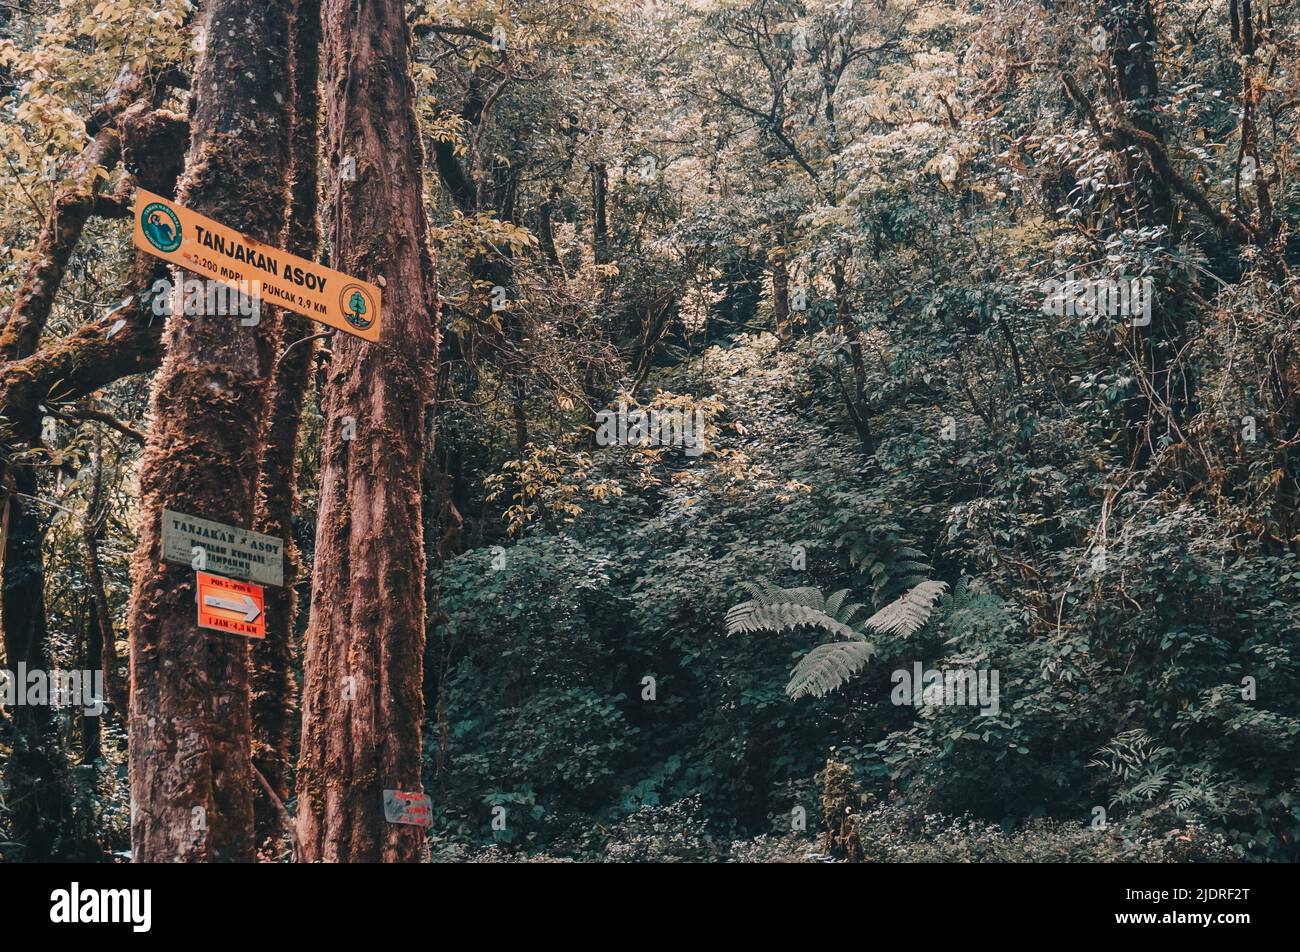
<box><xmin>296</xmin><ymin>0</ymin><xmax>438</xmax><ymax>863</ymax></box>
<box><xmin>251</xmin><ymin>0</ymin><xmax>322</xmax><ymax>849</ymax></box>
<box><xmin>126</xmin><ymin>0</ymin><xmax>293</xmax><ymax>862</ymax></box>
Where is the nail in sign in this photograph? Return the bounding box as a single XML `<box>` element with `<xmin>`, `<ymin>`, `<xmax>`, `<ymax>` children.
<box><xmin>133</xmin><ymin>188</ymin><xmax>383</xmax><ymax>342</ymax></box>
<box><xmin>196</xmin><ymin>571</ymin><xmax>265</xmax><ymax>639</ymax></box>
<box><xmin>383</xmin><ymin>789</ymin><xmax>432</xmax><ymax>828</ymax></box>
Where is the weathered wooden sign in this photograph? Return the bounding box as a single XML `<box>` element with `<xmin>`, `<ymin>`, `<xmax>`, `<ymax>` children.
<box><xmin>162</xmin><ymin>508</ymin><xmax>284</xmax><ymax>587</ymax></box>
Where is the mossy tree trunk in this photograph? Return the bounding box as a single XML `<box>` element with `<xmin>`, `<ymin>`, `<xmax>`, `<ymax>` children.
<box><xmin>296</xmin><ymin>0</ymin><xmax>438</xmax><ymax>863</ymax></box>
<box><xmin>126</xmin><ymin>0</ymin><xmax>293</xmax><ymax>862</ymax></box>
<box><xmin>249</xmin><ymin>0</ymin><xmax>323</xmax><ymax>853</ymax></box>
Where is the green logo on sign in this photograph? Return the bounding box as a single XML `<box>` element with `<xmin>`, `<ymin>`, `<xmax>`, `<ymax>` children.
<box><xmin>141</xmin><ymin>202</ymin><xmax>182</xmax><ymax>253</ymax></box>
<box><xmin>340</xmin><ymin>284</ymin><xmax>374</xmax><ymax>330</ymax></box>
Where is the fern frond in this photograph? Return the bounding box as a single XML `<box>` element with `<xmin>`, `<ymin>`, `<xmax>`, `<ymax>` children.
<box><xmin>941</xmin><ymin>577</ymin><xmax>1009</xmax><ymax>643</ymax></box>
<box><xmin>821</xmin><ymin>589</ymin><xmax>868</xmax><ymax>628</ymax></box>
<box><xmin>779</xmin><ymin>586</ymin><xmax>827</xmax><ymax>611</ymax></box>
<box><xmin>735</xmin><ymin>578</ymin><xmax>830</xmax><ymax>610</ymax></box>
<box><xmin>726</xmin><ymin>601</ymin><xmax>860</xmax><ymax>639</ymax></box>
<box><xmin>863</xmin><ymin>580</ymin><xmax>948</xmax><ymax>636</ymax></box>
<box><xmin>786</xmin><ymin>640</ymin><xmax>876</xmax><ymax>699</ymax></box>
<box><xmin>838</xmin><ymin>602</ymin><xmax>868</xmax><ymax>627</ymax></box>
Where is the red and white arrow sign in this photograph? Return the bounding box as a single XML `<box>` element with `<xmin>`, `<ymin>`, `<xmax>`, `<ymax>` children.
<box><xmin>202</xmin><ymin>591</ymin><xmax>261</xmax><ymax>622</ymax></box>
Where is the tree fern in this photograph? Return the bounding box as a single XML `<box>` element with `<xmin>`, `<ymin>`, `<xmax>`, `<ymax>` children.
<box><xmin>725</xmin><ymin>579</ymin><xmax>866</xmax><ymax>639</ymax></box>
<box><xmin>940</xmin><ymin>577</ymin><xmax>1009</xmax><ymax>644</ymax></box>
<box><xmin>725</xmin><ymin>601</ymin><xmax>859</xmax><ymax>640</ymax></box>
<box><xmin>786</xmin><ymin>640</ymin><xmax>876</xmax><ymax>699</ymax></box>
<box><xmin>726</xmin><ymin>577</ymin><xmax>948</xmax><ymax>699</ymax></box>
<box><xmin>835</xmin><ymin>524</ymin><xmax>934</xmax><ymax>607</ymax></box>
<box><xmin>862</xmin><ymin>579</ymin><xmax>947</xmax><ymax>637</ymax></box>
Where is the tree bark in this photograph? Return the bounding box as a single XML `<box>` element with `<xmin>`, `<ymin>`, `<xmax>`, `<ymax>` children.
<box><xmin>1106</xmin><ymin>0</ymin><xmax>1191</xmax><ymax>461</ymax></box>
<box><xmin>250</xmin><ymin>0</ymin><xmax>322</xmax><ymax>849</ymax></box>
<box><xmin>83</xmin><ymin>441</ymin><xmax>127</xmax><ymax>716</ymax></box>
<box><xmin>770</xmin><ymin>237</ymin><xmax>791</xmax><ymax>341</ymax></box>
<box><xmin>591</xmin><ymin>162</ymin><xmax>609</xmax><ymax>266</ymax></box>
<box><xmin>296</xmin><ymin>0</ymin><xmax>438</xmax><ymax>863</ymax></box>
<box><xmin>1</xmin><ymin>463</ymin><xmax>80</xmax><ymax>859</ymax></box>
<box><xmin>126</xmin><ymin>0</ymin><xmax>293</xmax><ymax>862</ymax></box>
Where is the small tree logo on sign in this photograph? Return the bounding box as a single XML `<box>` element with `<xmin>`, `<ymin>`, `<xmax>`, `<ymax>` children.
<box><xmin>141</xmin><ymin>202</ymin><xmax>182</xmax><ymax>253</ymax></box>
<box><xmin>341</xmin><ymin>284</ymin><xmax>375</xmax><ymax>331</ymax></box>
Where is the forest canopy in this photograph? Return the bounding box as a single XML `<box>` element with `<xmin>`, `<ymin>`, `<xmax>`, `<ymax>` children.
<box><xmin>0</xmin><ymin>0</ymin><xmax>1297</xmax><ymax>864</ymax></box>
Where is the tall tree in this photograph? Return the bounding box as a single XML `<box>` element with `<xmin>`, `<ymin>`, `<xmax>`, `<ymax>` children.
<box><xmin>250</xmin><ymin>0</ymin><xmax>323</xmax><ymax>853</ymax></box>
<box><xmin>126</xmin><ymin>0</ymin><xmax>294</xmax><ymax>862</ymax></box>
<box><xmin>296</xmin><ymin>0</ymin><xmax>439</xmax><ymax>863</ymax></box>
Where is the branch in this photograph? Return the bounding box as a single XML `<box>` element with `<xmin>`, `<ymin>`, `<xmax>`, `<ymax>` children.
<box><xmin>0</xmin><ymin>122</ymin><xmax>125</xmax><ymax>360</ymax></box>
<box><xmin>0</xmin><ymin>286</ymin><xmax>166</xmax><ymax>440</ymax></box>
<box><xmin>715</xmin><ymin>88</ymin><xmax>820</xmax><ymax>185</ymax></box>
<box><xmin>51</xmin><ymin>404</ymin><xmax>146</xmax><ymax>444</ymax></box>
<box><xmin>412</xmin><ymin>21</ymin><xmax>493</xmax><ymax>43</ymax></box>
<box><xmin>1061</xmin><ymin>72</ymin><xmax>1262</xmax><ymax>248</ymax></box>
<box><xmin>1121</xmin><ymin>122</ymin><xmax>1262</xmax><ymax>246</ymax></box>
<box><xmin>0</xmin><ymin>105</ymin><xmax>186</xmax><ymax>439</ymax></box>
<box><xmin>253</xmin><ymin>763</ymin><xmax>302</xmax><ymax>862</ymax></box>
<box><xmin>92</xmin><ymin>193</ymin><xmax>131</xmax><ymax>219</ymax></box>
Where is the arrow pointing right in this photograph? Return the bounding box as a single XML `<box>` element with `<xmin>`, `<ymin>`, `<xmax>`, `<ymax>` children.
<box><xmin>203</xmin><ymin>592</ymin><xmax>261</xmax><ymax>622</ymax></box>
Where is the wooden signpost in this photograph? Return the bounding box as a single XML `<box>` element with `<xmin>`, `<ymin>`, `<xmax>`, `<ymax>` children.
<box><xmin>162</xmin><ymin>509</ymin><xmax>285</xmax><ymax>587</ymax></box>
<box><xmin>133</xmin><ymin>188</ymin><xmax>383</xmax><ymax>342</ymax></box>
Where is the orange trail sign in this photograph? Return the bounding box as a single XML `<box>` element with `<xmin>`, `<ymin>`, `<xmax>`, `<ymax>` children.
<box><xmin>133</xmin><ymin>188</ymin><xmax>382</xmax><ymax>342</ymax></box>
<box><xmin>196</xmin><ymin>571</ymin><xmax>266</xmax><ymax>639</ymax></box>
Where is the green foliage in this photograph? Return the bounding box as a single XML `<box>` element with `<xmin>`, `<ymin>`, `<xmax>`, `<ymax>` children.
<box><xmin>727</xmin><ymin>576</ymin><xmax>949</xmax><ymax>699</ymax></box>
<box><xmin>8</xmin><ymin>0</ymin><xmax>1300</xmax><ymax>863</ymax></box>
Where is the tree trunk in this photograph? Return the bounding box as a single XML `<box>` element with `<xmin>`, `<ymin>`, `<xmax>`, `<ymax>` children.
<box><xmin>770</xmin><ymin>237</ymin><xmax>791</xmax><ymax>341</ymax></box>
<box><xmin>1</xmin><ymin>463</ymin><xmax>80</xmax><ymax>859</ymax></box>
<box><xmin>0</xmin><ymin>98</ymin><xmax>184</xmax><ymax>862</ymax></box>
<box><xmin>126</xmin><ymin>0</ymin><xmax>293</xmax><ymax>862</ymax></box>
<box><xmin>0</xmin><ymin>84</ymin><xmax>124</xmax><ymax>861</ymax></box>
<box><xmin>1108</xmin><ymin>0</ymin><xmax>1192</xmax><ymax>462</ymax></box>
<box><xmin>250</xmin><ymin>0</ymin><xmax>323</xmax><ymax>850</ymax></box>
<box><xmin>295</xmin><ymin>0</ymin><xmax>438</xmax><ymax>863</ymax></box>
<box><xmin>82</xmin><ymin>596</ymin><xmax>103</xmax><ymax>764</ymax></box>
<box><xmin>592</xmin><ymin>162</ymin><xmax>609</xmax><ymax>266</ymax></box>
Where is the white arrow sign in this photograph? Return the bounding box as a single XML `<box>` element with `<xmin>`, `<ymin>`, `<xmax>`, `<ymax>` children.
<box><xmin>202</xmin><ymin>592</ymin><xmax>261</xmax><ymax>622</ymax></box>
